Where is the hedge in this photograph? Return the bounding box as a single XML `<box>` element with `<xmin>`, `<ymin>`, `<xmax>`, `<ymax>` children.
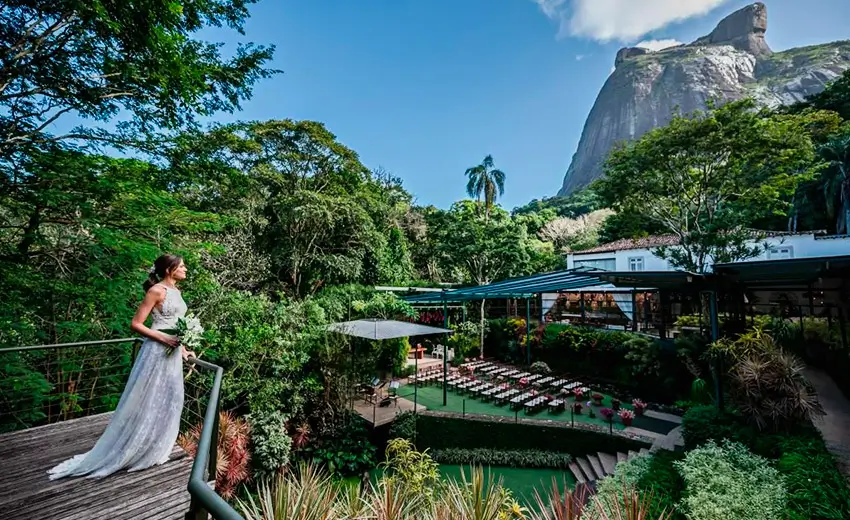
<box><xmin>430</xmin><ymin>447</ymin><xmax>573</xmax><ymax>469</ymax></box>
<box><xmin>414</xmin><ymin>413</ymin><xmax>650</xmax><ymax>456</ymax></box>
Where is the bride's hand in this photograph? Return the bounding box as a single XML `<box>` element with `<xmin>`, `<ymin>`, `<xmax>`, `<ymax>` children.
<box><xmin>158</xmin><ymin>333</ymin><xmax>180</xmax><ymax>348</ymax></box>
<box><xmin>181</xmin><ymin>347</ymin><xmax>196</xmax><ymax>361</ymax></box>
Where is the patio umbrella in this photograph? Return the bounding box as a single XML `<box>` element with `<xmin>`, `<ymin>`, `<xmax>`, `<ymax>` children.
<box><xmin>327</xmin><ymin>318</ymin><xmax>453</xmax><ymax>416</ymax></box>
<box><xmin>326</xmin><ymin>318</ymin><xmax>452</xmax><ymax>340</ymax></box>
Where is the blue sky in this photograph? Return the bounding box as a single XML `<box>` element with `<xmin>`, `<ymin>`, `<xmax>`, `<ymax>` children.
<box><xmin>168</xmin><ymin>1</ymin><xmax>850</xmax><ymax>209</ymax></box>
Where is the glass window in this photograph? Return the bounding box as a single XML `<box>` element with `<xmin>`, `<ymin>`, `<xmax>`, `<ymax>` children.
<box><xmin>628</xmin><ymin>257</ymin><xmax>644</xmax><ymax>271</ymax></box>
<box><xmin>574</xmin><ymin>258</ymin><xmax>616</xmax><ymax>271</ymax></box>
<box><xmin>768</xmin><ymin>246</ymin><xmax>794</xmax><ymax>260</ymax></box>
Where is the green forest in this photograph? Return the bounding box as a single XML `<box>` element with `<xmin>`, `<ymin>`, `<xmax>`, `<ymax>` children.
<box><xmin>2</xmin><ymin>1</ymin><xmax>850</xmax><ymax>519</ymax></box>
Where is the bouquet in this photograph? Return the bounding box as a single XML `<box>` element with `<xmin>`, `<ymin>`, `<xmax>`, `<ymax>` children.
<box><xmin>160</xmin><ymin>313</ymin><xmax>204</xmax><ymax>356</ymax></box>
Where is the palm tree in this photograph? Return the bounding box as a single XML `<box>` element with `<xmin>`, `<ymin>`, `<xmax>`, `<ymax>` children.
<box><xmin>819</xmin><ymin>131</ymin><xmax>850</xmax><ymax>234</ymax></box>
<box><xmin>465</xmin><ymin>155</ymin><xmax>506</xmax><ymax>220</ymax></box>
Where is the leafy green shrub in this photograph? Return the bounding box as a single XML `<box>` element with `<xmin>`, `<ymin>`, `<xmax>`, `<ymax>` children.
<box><xmin>248</xmin><ymin>409</ymin><xmax>293</xmax><ymax>479</ymax></box>
<box><xmin>415</xmin><ymin>414</ymin><xmax>650</xmax><ymax>455</ymax></box>
<box><xmin>389</xmin><ymin>411</ymin><xmax>417</xmax><ymax>441</ymax></box>
<box><xmin>675</xmin><ymin>440</ymin><xmax>786</xmax><ymax>520</ymax></box>
<box><xmin>529</xmin><ymin>361</ymin><xmax>551</xmax><ymax>374</ymax></box>
<box><xmin>777</xmin><ymin>435</ymin><xmax>850</xmax><ymax>520</ymax></box>
<box><xmin>430</xmin><ymin>448</ymin><xmax>573</xmax><ymax>469</ymax></box>
<box><xmin>303</xmin><ymin>412</ymin><xmax>376</xmax><ymax>477</ymax></box>
<box><xmin>637</xmin><ymin>450</ymin><xmax>686</xmax><ymax>520</ymax></box>
<box><xmin>381</xmin><ymin>438</ymin><xmax>440</xmax><ymax>508</ymax></box>
<box><xmin>680</xmin><ymin>405</ymin><xmax>756</xmax><ymax>450</ymax></box>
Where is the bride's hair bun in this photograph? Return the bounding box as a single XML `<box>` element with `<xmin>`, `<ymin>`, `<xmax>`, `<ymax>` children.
<box><xmin>142</xmin><ymin>254</ymin><xmax>183</xmax><ymax>292</ymax></box>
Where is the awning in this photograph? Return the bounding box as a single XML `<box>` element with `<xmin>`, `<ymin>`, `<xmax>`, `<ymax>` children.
<box><xmin>326</xmin><ymin>319</ymin><xmax>453</xmax><ymax>340</ymax></box>
<box><xmin>402</xmin><ymin>268</ymin><xmax>608</xmax><ymax>303</ymax></box>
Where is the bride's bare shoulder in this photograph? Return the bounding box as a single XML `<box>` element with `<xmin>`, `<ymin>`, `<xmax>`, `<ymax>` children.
<box><xmin>146</xmin><ymin>284</ymin><xmax>168</xmax><ymax>302</ymax></box>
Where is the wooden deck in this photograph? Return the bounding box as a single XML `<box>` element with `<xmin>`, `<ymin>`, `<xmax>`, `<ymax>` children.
<box><xmin>353</xmin><ymin>396</ymin><xmax>426</xmax><ymax>427</ymax></box>
<box><xmin>0</xmin><ymin>413</ymin><xmax>193</xmax><ymax>520</ymax></box>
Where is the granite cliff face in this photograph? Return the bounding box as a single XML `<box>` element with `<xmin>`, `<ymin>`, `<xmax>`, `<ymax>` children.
<box><xmin>558</xmin><ymin>2</ymin><xmax>850</xmax><ymax>195</ymax></box>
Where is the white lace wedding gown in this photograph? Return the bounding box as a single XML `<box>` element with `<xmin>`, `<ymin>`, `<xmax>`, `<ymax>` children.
<box><xmin>48</xmin><ymin>285</ymin><xmax>186</xmax><ymax>479</ymax></box>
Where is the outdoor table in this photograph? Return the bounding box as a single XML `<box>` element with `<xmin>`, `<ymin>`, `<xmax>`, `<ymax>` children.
<box><xmin>548</xmin><ymin>399</ymin><xmax>565</xmax><ymax>412</ymax></box>
<box><xmin>526</xmin><ymin>374</ymin><xmax>543</xmax><ymax>382</ymax></box>
<box><xmin>409</xmin><ymin>347</ymin><xmax>427</xmax><ymax>359</ymax></box>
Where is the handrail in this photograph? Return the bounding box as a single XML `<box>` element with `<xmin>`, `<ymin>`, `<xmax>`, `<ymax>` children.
<box><xmin>0</xmin><ymin>337</ymin><xmax>140</xmax><ymax>353</ymax></box>
<box><xmin>185</xmin><ymin>357</ymin><xmax>244</xmax><ymax>520</ymax></box>
<box><xmin>2</xmin><ymin>338</ymin><xmax>244</xmax><ymax>519</ymax></box>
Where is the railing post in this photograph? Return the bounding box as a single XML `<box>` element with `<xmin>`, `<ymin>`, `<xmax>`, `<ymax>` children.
<box><xmin>131</xmin><ymin>339</ymin><xmax>142</xmax><ymax>365</ymax></box>
<box><xmin>208</xmin><ymin>396</ymin><xmax>221</xmax><ymax>482</ymax></box>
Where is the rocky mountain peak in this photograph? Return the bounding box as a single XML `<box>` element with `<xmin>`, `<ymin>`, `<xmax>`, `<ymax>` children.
<box><xmin>692</xmin><ymin>1</ymin><xmax>771</xmax><ymax>56</ymax></box>
<box><xmin>558</xmin><ymin>2</ymin><xmax>850</xmax><ymax>196</ymax></box>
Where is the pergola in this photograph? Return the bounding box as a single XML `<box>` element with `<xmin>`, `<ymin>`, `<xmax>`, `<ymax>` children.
<box><xmin>400</xmin><ymin>254</ymin><xmax>850</xmax><ymax>409</ymax></box>
<box><xmin>402</xmin><ymin>268</ymin><xmax>615</xmax><ymax>405</ymax></box>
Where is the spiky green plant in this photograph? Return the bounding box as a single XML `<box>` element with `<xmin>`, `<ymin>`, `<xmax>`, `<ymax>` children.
<box><xmin>366</xmin><ymin>477</ymin><xmax>421</xmax><ymax>520</ymax></box>
<box><xmin>237</xmin><ymin>462</ymin><xmax>340</xmax><ymax>520</ymax></box>
<box><xmin>437</xmin><ymin>466</ymin><xmax>522</xmax><ymax>520</ymax></box>
<box><xmin>588</xmin><ymin>488</ymin><xmax>671</xmax><ymax>520</ymax></box>
<box><xmin>528</xmin><ymin>478</ymin><xmax>587</xmax><ymax>520</ymax></box>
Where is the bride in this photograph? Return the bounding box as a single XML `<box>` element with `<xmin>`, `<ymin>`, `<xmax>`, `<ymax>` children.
<box><xmin>49</xmin><ymin>254</ymin><xmax>196</xmax><ymax>480</ymax></box>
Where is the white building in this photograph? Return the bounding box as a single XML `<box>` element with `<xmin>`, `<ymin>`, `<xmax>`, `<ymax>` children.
<box><xmin>565</xmin><ymin>232</ymin><xmax>850</xmax><ymax>273</ymax></box>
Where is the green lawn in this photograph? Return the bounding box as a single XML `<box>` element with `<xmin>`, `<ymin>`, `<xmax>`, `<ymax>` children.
<box><xmin>399</xmin><ymin>384</ymin><xmax>629</xmax><ymax>430</ymax></box>
<box><xmin>399</xmin><ymin>383</ymin><xmax>680</xmax><ymax>435</ymax></box>
<box><xmin>371</xmin><ymin>465</ymin><xmax>575</xmax><ymax>506</ymax></box>
<box><xmin>438</xmin><ymin>465</ymin><xmax>575</xmax><ymax>505</ymax></box>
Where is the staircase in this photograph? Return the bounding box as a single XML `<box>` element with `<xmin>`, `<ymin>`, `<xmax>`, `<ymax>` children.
<box><xmin>569</xmin><ymin>448</ymin><xmax>651</xmax><ymax>487</ymax></box>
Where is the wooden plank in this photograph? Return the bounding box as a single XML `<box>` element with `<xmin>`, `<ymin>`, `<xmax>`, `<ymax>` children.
<box><xmin>0</xmin><ymin>414</ymin><xmax>194</xmax><ymax>520</ymax></box>
<box><xmin>65</xmin><ymin>465</ymin><xmax>191</xmax><ymax>520</ymax></box>
<box><xmin>8</xmin><ymin>458</ymin><xmax>189</xmax><ymax>517</ymax></box>
<box><xmin>113</xmin><ymin>484</ymin><xmax>191</xmax><ymax>520</ymax></box>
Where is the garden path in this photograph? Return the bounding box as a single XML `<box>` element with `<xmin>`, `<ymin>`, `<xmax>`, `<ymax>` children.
<box><xmin>804</xmin><ymin>367</ymin><xmax>850</xmax><ymax>481</ymax></box>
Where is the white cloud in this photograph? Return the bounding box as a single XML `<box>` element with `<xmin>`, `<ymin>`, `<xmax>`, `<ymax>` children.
<box><xmin>575</xmin><ymin>54</ymin><xmax>586</xmax><ymax>60</ymax></box>
<box><xmin>635</xmin><ymin>38</ymin><xmax>683</xmax><ymax>51</ymax></box>
<box><xmin>532</xmin><ymin>0</ymin><xmax>729</xmax><ymax>42</ymax></box>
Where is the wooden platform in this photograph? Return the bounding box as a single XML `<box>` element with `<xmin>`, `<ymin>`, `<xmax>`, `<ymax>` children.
<box><xmin>353</xmin><ymin>396</ymin><xmax>426</xmax><ymax>427</ymax></box>
<box><xmin>0</xmin><ymin>413</ymin><xmax>193</xmax><ymax>520</ymax></box>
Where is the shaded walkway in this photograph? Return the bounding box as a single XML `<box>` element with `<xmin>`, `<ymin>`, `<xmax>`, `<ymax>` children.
<box><xmin>804</xmin><ymin>367</ymin><xmax>850</xmax><ymax>480</ymax></box>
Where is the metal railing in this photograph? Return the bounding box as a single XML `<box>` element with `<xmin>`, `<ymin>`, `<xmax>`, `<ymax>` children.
<box><xmin>0</xmin><ymin>338</ymin><xmax>244</xmax><ymax>519</ymax></box>
<box><xmin>184</xmin><ymin>356</ymin><xmax>243</xmax><ymax>520</ymax></box>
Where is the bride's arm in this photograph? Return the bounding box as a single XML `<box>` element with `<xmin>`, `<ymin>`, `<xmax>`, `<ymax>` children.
<box><xmin>131</xmin><ymin>286</ymin><xmax>180</xmax><ymax>347</ymax></box>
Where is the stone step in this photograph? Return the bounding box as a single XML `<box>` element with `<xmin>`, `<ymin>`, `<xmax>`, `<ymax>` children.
<box><xmin>628</xmin><ymin>450</ymin><xmax>638</xmax><ymax>459</ymax></box>
<box><xmin>598</xmin><ymin>452</ymin><xmax>617</xmax><ymax>476</ymax></box>
<box><xmin>569</xmin><ymin>461</ymin><xmax>587</xmax><ymax>484</ymax></box>
<box><xmin>617</xmin><ymin>452</ymin><xmax>628</xmax><ymax>464</ymax></box>
<box><xmin>639</xmin><ymin>448</ymin><xmax>650</xmax><ymax>456</ymax></box>
<box><xmin>587</xmin><ymin>454</ymin><xmax>605</xmax><ymax>480</ymax></box>
<box><xmin>577</xmin><ymin>457</ymin><xmax>597</xmax><ymax>482</ymax></box>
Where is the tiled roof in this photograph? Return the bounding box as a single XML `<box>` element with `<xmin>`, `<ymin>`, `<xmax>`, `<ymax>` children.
<box><xmin>571</xmin><ymin>235</ymin><xmax>679</xmax><ymax>255</ymax></box>
<box><xmin>571</xmin><ymin>230</ymin><xmax>837</xmax><ymax>256</ymax></box>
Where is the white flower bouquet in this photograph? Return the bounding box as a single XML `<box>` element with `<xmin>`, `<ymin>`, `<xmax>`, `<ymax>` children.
<box><xmin>160</xmin><ymin>313</ymin><xmax>204</xmax><ymax>355</ymax></box>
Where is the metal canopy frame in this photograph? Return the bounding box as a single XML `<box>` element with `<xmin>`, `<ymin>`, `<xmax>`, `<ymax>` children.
<box><xmin>402</xmin><ymin>268</ymin><xmax>609</xmax><ymax>304</ymax></box>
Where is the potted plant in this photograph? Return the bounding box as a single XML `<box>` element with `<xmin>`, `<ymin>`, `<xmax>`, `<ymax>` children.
<box><xmin>632</xmin><ymin>399</ymin><xmax>647</xmax><ymax>416</ymax></box>
<box><xmin>611</xmin><ymin>398</ymin><xmax>621</xmax><ymax>411</ymax></box>
<box><xmin>591</xmin><ymin>393</ymin><xmax>604</xmax><ymax>406</ymax></box>
<box><xmin>588</xmin><ymin>407</ymin><xmax>596</xmax><ymax>419</ymax></box>
<box><xmin>619</xmin><ymin>409</ymin><xmax>635</xmax><ymax>426</ymax></box>
<box><xmin>573</xmin><ymin>402</ymin><xmax>583</xmax><ymax>414</ymax></box>
<box><xmin>600</xmin><ymin>408</ymin><xmax>615</xmax><ymax>421</ymax></box>
<box><xmin>574</xmin><ymin>389</ymin><xmax>585</xmax><ymax>402</ymax></box>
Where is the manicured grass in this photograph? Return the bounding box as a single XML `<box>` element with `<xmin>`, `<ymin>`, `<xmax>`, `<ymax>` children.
<box><xmin>372</xmin><ymin>465</ymin><xmax>576</xmax><ymax>506</ymax></box>
<box><xmin>399</xmin><ymin>384</ymin><xmax>630</xmax><ymax>430</ymax></box>
<box><xmin>438</xmin><ymin>465</ymin><xmax>575</xmax><ymax>505</ymax></box>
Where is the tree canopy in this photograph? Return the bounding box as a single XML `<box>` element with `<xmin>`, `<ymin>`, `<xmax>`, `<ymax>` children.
<box><xmin>595</xmin><ymin>100</ymin><xmax>838</xmax><ymax>272</ymax></box>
